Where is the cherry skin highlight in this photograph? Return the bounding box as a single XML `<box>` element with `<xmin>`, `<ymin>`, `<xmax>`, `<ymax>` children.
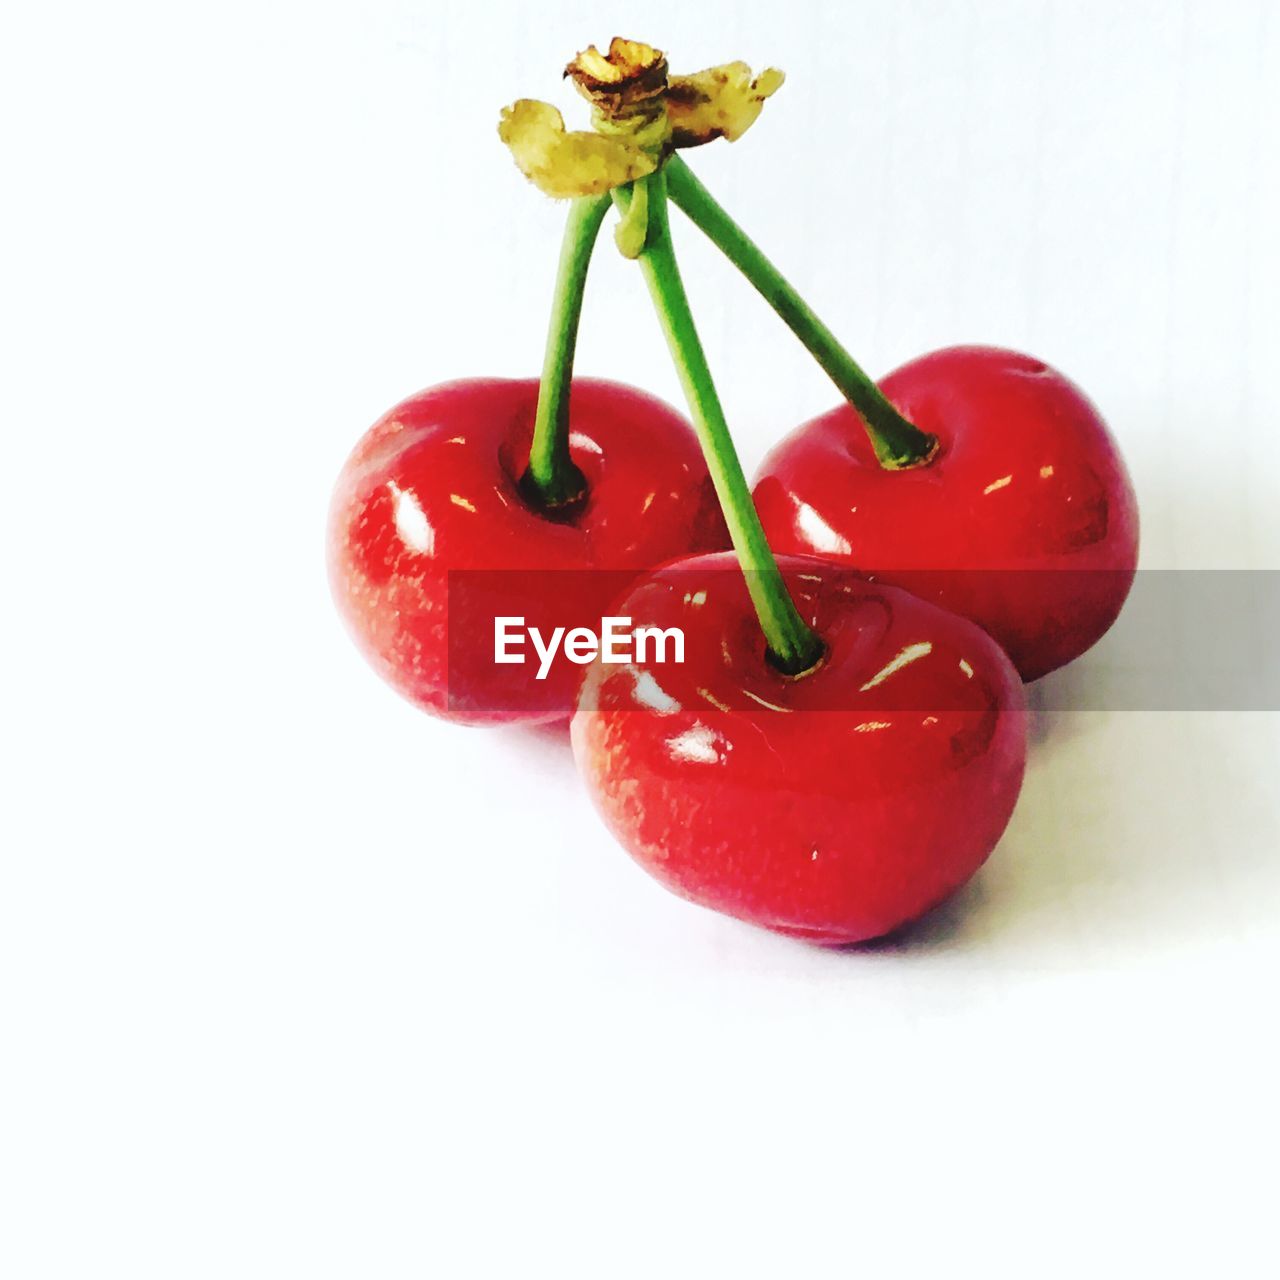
<box><xmin>328</xmin><ymin>377</ymin><xmax>728</xmax><ymax>724</ymax></box>
<box><xmin>571</xmin><ymin>553</ymin><xmax>1027</xmax><ymax>944</ymax></box>
<box><xmin>753</xmin><ymin>346</ymin><xmax>1140</xmax><ymax>680</ymax></box>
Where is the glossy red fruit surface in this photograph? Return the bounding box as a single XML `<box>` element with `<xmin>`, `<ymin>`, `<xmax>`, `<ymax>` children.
<box><xmin>753</xmin><ymin>346</ymin><xmax>1140</xmax><ymax>680</ymax></box>
<box><xmin>571</xmin><ymin>553</ymin><xmax>1027</xmax><ymax>944</ymax></box>
<box><xmin>328</xmin><ymin>377</ymin><xmax>727</xmax><ymax>724</ymax></box>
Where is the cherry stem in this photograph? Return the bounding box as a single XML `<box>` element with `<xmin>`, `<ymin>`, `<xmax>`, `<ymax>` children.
<box><xmin>525</xmin><ymin>192</ymin><xmax>612</xmax><ymax>507</ymax></box>
<box><xmin>619</xmin><ymin>171</ymin><xmax>824</xmax><ymax>675</ymax></box>
<box><xmin>664</xmin><ymin>154</ymin><xmax>938</xmax><ymax>470</ymax></box>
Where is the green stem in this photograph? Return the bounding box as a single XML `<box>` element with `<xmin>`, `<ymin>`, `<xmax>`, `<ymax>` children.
<box><xmin>525</xmin><ymin>193</ymin><xmax>612</xmax><ymax>507</ymax></box>
<box><xmin>665</xmin><ymin>154</ymin><xmax>937</xmax><ymax>470</ymax></box>
<box><xmin>619</xmin><ymin>173</ymin><xmax>823</xmax><ymax>675</ymax></box>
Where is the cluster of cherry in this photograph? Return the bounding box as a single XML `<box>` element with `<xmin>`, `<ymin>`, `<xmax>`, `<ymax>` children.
<box><xmin>328</xmin><ymin>41</ymin><xmax>1138</xmax><ymax>944</ymax></box>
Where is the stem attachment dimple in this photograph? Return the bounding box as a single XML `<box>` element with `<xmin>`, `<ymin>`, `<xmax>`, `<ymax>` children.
<box><xmin>524</xmin><ymin>193</ymin><xmax>612</xmax><ymax>509</ymax></box>
<box><xmin>664</xmin><ymin>154</ymin><xmax>938</xmax><ymax>470</ymax></box>
<box><xmin>620</xmin><ymin>172</ymin><xmax>824</xmax><ymax>675</ymax></box>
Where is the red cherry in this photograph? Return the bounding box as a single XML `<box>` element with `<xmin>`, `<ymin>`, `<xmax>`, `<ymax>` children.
<box><xmin>571</xmin><ymin>553</ymin><xmax>1027</xmax><ymax>944</ymax></box>
<box><xmin>328</xmin><ymin>377</ymin><xmax>728</xmax><ymax>724</ymax></box>
<box><xmin>753</xmin><ymin>346</ymin><xmax>1140</xmax><ymax>680</ymax></box>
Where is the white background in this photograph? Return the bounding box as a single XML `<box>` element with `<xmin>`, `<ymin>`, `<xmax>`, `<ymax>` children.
<box><xmin>4</xmin><ymin>1</ymin><xmax>1279</xmax><ymax>1275</ymax></box>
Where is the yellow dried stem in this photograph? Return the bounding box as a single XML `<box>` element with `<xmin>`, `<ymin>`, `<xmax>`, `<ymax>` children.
<box><xmin>497</xmin><ymin>99</ymin><xmax>658</xmax><ymax>199</ymax></box>
<box><xmin>667</xmin><ymin>63</ymin><xmax>786</xmax><ymax>147</ymax></box>
<box><xmin>499</xmin><ymin>40</ymin><xmax>785</xmax><ymax>199</ymax></box>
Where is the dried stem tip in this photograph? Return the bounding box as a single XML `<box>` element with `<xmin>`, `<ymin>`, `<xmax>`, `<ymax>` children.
<box><xmin>566</xmin><ymin>38</ymin><xmax>669</xmax><ymax>117</ymax></box>
<box><xmin>500</xmin><ymin>37</ymin><xmax>784</xmax><ymax>200</ymax></box>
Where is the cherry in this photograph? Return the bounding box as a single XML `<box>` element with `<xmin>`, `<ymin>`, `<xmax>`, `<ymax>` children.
<box><xmin>662</xmin><ymin>162</ymin><xmax>1140</xmax><ymax>680</ymax></box>
<box><xmin>571</xmin><ymin>553</ymin><xmax>1028</xmax><ymax>944</ymax></box>
<box><xmin>327</xmin><ymin>376</ymin><xmax>727</xmax><ymax>724</ymax></box>
<box><xmin>565</xmin><ymin>174</ymin><xmax>1023</xmax><ymax>943</ymax></box>
<box><xmin>660</xmin><ymin>157</ymin><xmax>1141</xmax><ymax>680</ymax></box>
<box><xmin>753</xmin><ymin>346</ymin><xmax>1140</xmax><ymax>680</ymax></box>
